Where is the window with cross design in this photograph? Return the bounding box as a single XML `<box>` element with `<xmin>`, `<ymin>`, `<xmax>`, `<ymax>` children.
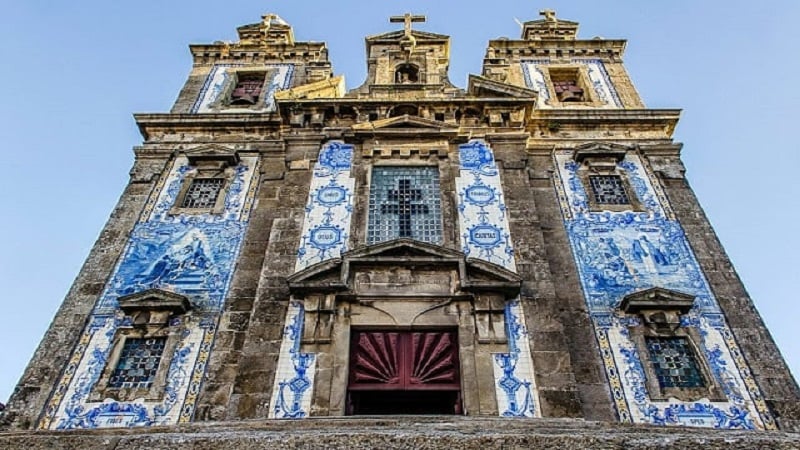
<box><xmin>367</xmin><ymin>166</ymin><xmax>442</xmax><ymax>245</ymax></box>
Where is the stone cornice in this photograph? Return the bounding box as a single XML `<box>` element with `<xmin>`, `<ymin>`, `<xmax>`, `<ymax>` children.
<box><xmin>134</xmin><ymin>113</ymin><xmax>282</xmax><ymax>141</ymax></box>
<box><xmin>530</xmin><ymin>109</ymin><xmax>681</xmax><ymax>137</ymax></box>
<box><xmin>279</xmin><ymin>97</ymin><xmax>537</xmax><ymax>107</ymax></box>
<box><xmin>189</xmin><ymin>41</ymin><xmax>328</xmax><ymax>63</ymax></box>
<box><xmin>486</xmin><ymin>39</ymin><xmax>627</xmax><ymax>61</ymax></box>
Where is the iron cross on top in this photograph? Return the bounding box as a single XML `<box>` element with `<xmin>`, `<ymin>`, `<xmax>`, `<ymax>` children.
<box><xmin>390</xmin><ymin>13</ymin><xmax>426</xmax><ymax>37</ymax></box>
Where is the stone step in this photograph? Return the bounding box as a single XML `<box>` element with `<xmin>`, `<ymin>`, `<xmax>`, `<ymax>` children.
<box><xmin>2</xmin><ymin>417</ymin><xmax>799</xmax><ymax>449</ymax></box>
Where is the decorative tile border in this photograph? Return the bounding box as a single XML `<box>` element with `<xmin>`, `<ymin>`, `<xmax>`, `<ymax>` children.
<box><xmin>40</xmin><ymin>156</ymin><xmax>260</xmax><ymax>429</ymax></box>
<box><xmin>552</xmin><ymin>150</ymin><xmax>775</xmax><ymax>429</ymax></box>
<box><xmin>191</xmin><ymin>64</ymin><xmax>294</xmax><ymax>113</ymax></box>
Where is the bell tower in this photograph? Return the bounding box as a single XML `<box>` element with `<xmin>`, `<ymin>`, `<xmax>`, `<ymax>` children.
<box><xmin>349</xmin><ymin>14</ymin><xmax>461</xmax><ymax>99</ymax></box>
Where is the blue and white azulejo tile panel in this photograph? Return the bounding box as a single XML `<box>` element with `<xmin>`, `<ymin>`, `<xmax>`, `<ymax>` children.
<box><xmin>552</xmin><ymin>150</ymin><xmax>775</xmax><ymax>429</ymax></box>
<box><xmin>492</xmin><ymin>301</ymin><xmax>540</xmax><ymax>417</ymax></box>
<box><xmin>295</xmin><ymin>141</ymin><xmax>355</xmax><ymax>271</ymax></box>
<box><xmin>191</xmin><ymin>64</ymin><xmax>294</xmax><ymax>113</ymax></box>
<box><xmin>268</xmin><ymin>301</ymin><xmax>316</xmax><ymax>419</ymax></box>
<box><xmin>521</xmin><ymin>59</ymin><xmax>622</xmax><ymax>109</ymax></box>
<box><xmin>456</xmin><ymin>140</ymin><xmax>515</xmax><ymax>272</ymax></box>
<box><xmin>455</xmin><ymin>140</ymin><xmax>539</xmax><ymax>417</ymax></box>
<box><xmin>41</xmin><ymin>155</ymin><xmax>260</xmax><ymax>429</ymax></box>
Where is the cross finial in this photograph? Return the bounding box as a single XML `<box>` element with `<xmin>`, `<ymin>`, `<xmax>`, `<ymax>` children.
<box><xmin>389</xmin><ymin>13</ymin><xmax>426</xmax><ymax>38</ymax></box>
<box><xmin>539</xmin><ymin>9</ymin><xmax>557</xmax><ymax>22</ymax></box>
<box><xmin>261</xmin><ymin>13</ymin><xmax>275</xmax><ymax>36</ymax></box>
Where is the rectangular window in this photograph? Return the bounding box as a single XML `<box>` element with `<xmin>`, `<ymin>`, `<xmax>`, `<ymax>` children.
<box><xmin>230</xmin><ymin>72</ymin><xmax>266</xmax><ymax>106</ymax></box>
<box><xmin>367</xmin><ymin>166</ymin><xmax>442</xmax><ymax>245</ymax></box>
<box><xmin>181</xmin><ymin>178</ymin><xmax>225</xmax><ymax>209</ymax></box>
<box><xmin>646</xmin><ymin>337</ymin><xmax>704</xmax><ymax>388</ymax></box>
<box><xmin>108</xmin><ymin>337</ymin><xmax>167</xmax><ymax>389</ymax></box>
<box><xmin>548</xmin><ymin>67</ymin><xmax>586</xmax><ymax>102</ymax></box>
<box><xmin>589</xmin><ymin>175</ymin><xmax>630</xmax><ymax>205</ymax></box>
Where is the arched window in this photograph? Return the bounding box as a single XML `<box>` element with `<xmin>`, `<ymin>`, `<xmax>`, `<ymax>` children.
<box><xmin>395</xmin><ymin>64</ymin><xmax>419</xmax><ymax>84</ymax></box>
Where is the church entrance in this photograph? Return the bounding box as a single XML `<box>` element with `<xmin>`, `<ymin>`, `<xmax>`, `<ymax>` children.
<box><xmin>346</xmin><ymin>330</ymin><xmax>462</xmax><ymax>415</ymax></box>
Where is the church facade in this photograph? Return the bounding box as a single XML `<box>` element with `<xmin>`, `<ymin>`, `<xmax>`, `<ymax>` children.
<box><xmin>3</xmin><ymin>11</ymin><xmax>799</xmax><ymax>438</ymax></box>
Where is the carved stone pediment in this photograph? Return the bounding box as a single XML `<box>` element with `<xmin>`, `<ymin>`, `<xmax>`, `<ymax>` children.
<box><xmin>619</xmin><ymin>287</ymin><xmax>695</xmax><ymax>315</ymax></box>
<box><xmin>117</xmin><ymin>289</ymin><xmax>191</xmax><ymax>328</ymax></box>
<box><xmin>620</xmin><ymin>287</ymin><xmax>695</xmax><ymax>333</ymax></box>
<box><xmin>572</xmin><ymin>142</ymin><xmax>632</xmax><ymax>165</ymax></box>
<box><xmin>351</xmin><ymin>115</ymin><xmax>457</xmax><ymax>137</ymax></box>
<box><xmin>287</xmin><ymin>239</ymin><xmax>521</xmax><ymax>297</ymax></box>
<box><xmin>182</xmin><ymin>144</ymin><xmax>240</xmax><ymax>166</ymax></box>
<box><xmin>467</xmin><ymin>74</ymin><xmax>538</xmax><ymax>98</ymax></box>
<box><xmin>118</xmin><ymin>288</ymin><xmax>191</xmax><ymax>314</ymax></box>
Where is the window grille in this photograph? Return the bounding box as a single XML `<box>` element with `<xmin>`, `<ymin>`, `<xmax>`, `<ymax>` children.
<box><xmin>367</xmin><ymin>167</ymin><xmax>442</xmax><ymax>244</ymax></box>
<box><xmin>646</xmin><ymin>337</ymin><xmax>705</xmax><ymax>388</ymax></box>
<box><xmin>181</xmin><ymin>178</ymin><xmax>225</xmax><ymax>209</ymax></box>
<box><xmin>589</xmin><ymin>175</ymin><xmax>630</xmax><ymax>205</ymax></box>
<box><xmin>108</xmin><ymin>337</ymin><xmax>167</xmax><ymax>389</ymax></box>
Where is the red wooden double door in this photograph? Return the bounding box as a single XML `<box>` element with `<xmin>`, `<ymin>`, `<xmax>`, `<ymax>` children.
<box><xmin>347</xmin><ymin>330</ymin><xmax>462</xmax><ymax>415</ymax></box>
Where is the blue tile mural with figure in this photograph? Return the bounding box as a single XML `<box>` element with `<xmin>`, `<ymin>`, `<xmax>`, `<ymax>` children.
<box><xmin>552</xmin><ymin>149</ymin><xmax>775</xmax><ymax>429</ymax></box>
<box><xmin>456</xmin><ymin>140</ymin><xmax>539</xmax><ymax>418</ymax></box>
<box><xmin>40</xmin><ymin>152</ymin><xmax>260</xmax><ymax>429</ymax></box>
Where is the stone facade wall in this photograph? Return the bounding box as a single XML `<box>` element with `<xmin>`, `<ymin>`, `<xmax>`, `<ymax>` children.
<box><xmin>523</xmin><ymin>147</ymin><xmax>619</xmax><ymax>421</ymax></box>
<box><xmin>653</xmin><ymin>161</ymin><xmax>800</xmax><ymax>431</ymax></box>
<box><xmin>4</xmin><ymin>13</ymin><xmax>798</xmax><ymax>440</ymax></box>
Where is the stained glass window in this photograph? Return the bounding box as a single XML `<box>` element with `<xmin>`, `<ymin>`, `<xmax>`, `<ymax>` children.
<box><xmin>181</xmin><ymin>178</ymin><xmax>225</xmax><ymax>209</ymax></box>
<box><xmin>367</xmin><ymin>167</ymin><xmax>442</xmax><ymax>244</ymax></box>
<box><xmin>108</xmin><ymin>337</ymin><xmax>167</xmax><ymax>389</ymax></box>
<box><xmin>589</xmin><ymin>175</ymin><xmax>630</xmax><ymax>205</ymax></box>
<box><xmin>646</xmin><ymin>337</ymin><xmax>704</xmax><ymax>388</ymax></box>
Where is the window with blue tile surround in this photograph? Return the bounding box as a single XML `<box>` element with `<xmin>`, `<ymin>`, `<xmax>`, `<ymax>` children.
<box><xmin>645</xmin><ymin>337</ymin><xmax>704</xmax><ymax>388</ymax></box>
<box><xmin>367</xmin><ymin>166</ymin><xmax>442</xmax><ymax>244</ymax></box>
<box><xmin>108</xmin><ymin>337</ymin><xmax>167</xmax><ymax>389</ymax></box>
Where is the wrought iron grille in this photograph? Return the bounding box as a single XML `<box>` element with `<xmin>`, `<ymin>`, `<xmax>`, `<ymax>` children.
<box><xmin>589</xmin><ymin>175</ymin><xmax>630</xmax><ymax>205</ymax></box>
<box><xmin>181</xmin><ymin>178</ymin><xmax>225</xmax><ymax>209</ymax></box>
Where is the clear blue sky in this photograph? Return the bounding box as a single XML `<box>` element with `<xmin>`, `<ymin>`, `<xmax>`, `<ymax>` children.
<box><xmin>1</xmin><ymin>0</ymin><xmax>798</xmax><ymax>403</ymax></box>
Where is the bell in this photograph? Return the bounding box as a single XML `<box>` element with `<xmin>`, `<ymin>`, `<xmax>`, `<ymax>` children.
<box><xmin>230</xmin><ymin>94</ymin><xmax>257</xmax><ymax>105</ymax></box>
<box><xmin>558</xmin><ymin>89</ymin><xmax>583</xmax><ymax>102</ymax></box>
